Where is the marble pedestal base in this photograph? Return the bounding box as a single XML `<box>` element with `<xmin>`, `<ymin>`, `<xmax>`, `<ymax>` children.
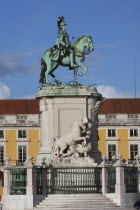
<box><xmin>51</xmin><ymin>157</ymin><xmax>97</xmax><ymax>167</ymax></box>
<box><xmin>35</xmin><ymin>85</ymin><xmax>102</xmax><ymax>166</ymax></box>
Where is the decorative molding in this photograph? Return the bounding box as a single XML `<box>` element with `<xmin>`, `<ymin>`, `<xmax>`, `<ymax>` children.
<box><xmin>128</xmin><ymin>138</ymin><xmax>140</xmax><ymax>141</ymax></box>
<box><xmin>16</xmin><ymin>139</ymin><xmax>31</xmax><ymax>142</ymax></box>
<box><xmin>106</xmin><ymin>138</ymin><xmax>119</xmax><ymax>141</ymax></box>
<box><xmin>0</xmin><ymin>139</ymin><xmax>8</xmax><ymax>142</ymax></box>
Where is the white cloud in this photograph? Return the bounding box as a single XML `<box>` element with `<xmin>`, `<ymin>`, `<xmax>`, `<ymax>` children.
<box><xmin>0</xmin><ymin>82</ymin><xmax>11</xmax><ymax>99</ymax></box>
<box><xmin>0</xmin><ymin>48</ymin><xmax>42</xmax><ymax>78</ymax></box>
<box><xmin>97</xmin><ymin>85</ymin><xmax>128</xmax><ymax>98</ymax></box>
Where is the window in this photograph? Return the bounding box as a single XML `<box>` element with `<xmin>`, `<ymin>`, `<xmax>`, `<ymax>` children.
<box><xmin>16</xmin><ymin>115</ymin><xmax>27</xmax><ymax>120</ymax></box>
<box><xmin>18</xmin><ymin>145</ymin><xmax>27</xmax><ymax>162</ymax></box>
<box><xmin>0</xmin><ymin>146</ymin><xmax>4</xmax><ymax>162</ymax></box>
<box><xmin>0</xmin><ymin>116</ymin><xmax>5</xmax><ymax>120</ymax></box>
<box><xmin>18</xmin><ymin>130</ymin><xmax>27</xmax><ymax>138</ymax></box>
<box><xmin>16</xmin><ymin>116</ymin><xmax>27</xmax><ymax>124</ymax></box>
<box><xmin>0</xmin><ymin>130</ymin><xmax>4</xmax><ymax>139</ymax></box>
<box><xmin>130</xmin><ymin>144</ymin><xmax>138</xmax><ymax>159</ymax></box>
<box><xmin>128</xmin><ymin>114</ymin><xmax>138</xmax><ymax>119</ymax></box>
<box><xmin>108</xmin><ymin>144</ymin><xmax>116</xmax><ymax>160</ymax></box>
<box><xmin>108</xmin><ymin>129</ymin><xmax>116</xmax><ymax>137</ymax></box>
<box><xmin>106</xmin><ymin>114</ymin><xmax>116</xmax><ymax>119</ymax></box>
<box><xmin>130</xmin><ymin>129</ymin><xmax>138</xmax><ymax>137</ymax></box>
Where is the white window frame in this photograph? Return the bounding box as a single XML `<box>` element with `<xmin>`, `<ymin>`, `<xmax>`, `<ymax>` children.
<box><xmin>16</xmin><ymin>115</ymin><xmax>27</xmax><ymax>120</ymax></box>
<box><xmin>129</xmin><ymin>128</ymin><xmax>139</xmax><ymax>138</ymax></box>
<box><xmin>128</xmin><ymin>142</ymin><xmax>140</xmax><ymax>159</ymax></box>
<box><xmin>17</xmin><ymin>142</ymin><xmax>28</xmax><ymax>162</ymax></box>
<box><xmin>17</xmin><ymin>129</ymin><xmax>28</xmax><ymax>140</ymax></box>
<box><xmin>0</xmin><ymin>130</ymin><xmax>5</xmax><ymax>140</ymax></box>
<box><xmin>107</xmin><ymin>129</ymin><xmax>117</xmax><ymax>138</ymax></box>
<box><xmin>106</xmin><ymin>114</ymin><xmax>116</xmax><ymax>119</ymax></box>
<box><xmin>128</xmin><ymin>114</ymin><xmax>139</xmax><ymax>119</ymax></box>
<box><xmin>107</xmin><ymin>142</ymin><xmax>118</xmax><ymax>159</ymax></box>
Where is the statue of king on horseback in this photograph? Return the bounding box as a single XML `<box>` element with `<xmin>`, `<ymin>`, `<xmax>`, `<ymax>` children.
<box><xmin>51</xmin><ymin>16</ymin><xmax>77</xmax><ymax>69</ymax></box>
<box><xmin>39</xmin><ymin>16</ymin><xmax>94</xmax><ymax>85</ymax></box>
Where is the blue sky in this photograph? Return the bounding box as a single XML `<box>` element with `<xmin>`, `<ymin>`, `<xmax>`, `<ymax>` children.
<box><xmin>0</xmin><ymin>0</ymin><xmax>140</xmax><ymax>99</ymax></box>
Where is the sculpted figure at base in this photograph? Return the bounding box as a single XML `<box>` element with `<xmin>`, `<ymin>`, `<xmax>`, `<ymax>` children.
<box><xmin>53</xmin><ymin>118</ymin><xmax>92</xmax><ymax>158</ymax></box>
<box><xmin>62</xmin><ymin>142</ymin><xmax>91</xmax><ymax>158</ymax></box>
<box><xmin>39</xmin><ymin>16</ymin><xmax>94</xmax><ymax>85</ymax></box>
<box><xmin>76</xmin><ymin>142</ymin><xmax>91</xmax><ymax>157</ymax></box>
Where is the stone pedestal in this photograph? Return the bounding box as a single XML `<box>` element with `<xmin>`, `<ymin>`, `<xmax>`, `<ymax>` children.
<box><xmin>35</xmin><ymin>85</ymin><xmax>102</xmax><ymax>166</ymax></box>
<box><xmin>99</xmin><ymin>156</ymin><xmax>109</xmax><ymax>195</ymax></box>
<box><xmin>113</xmin><ymin>155</ymin><xmax>126</xmax><ymax>206</ymax></box>
<box><xmin>52</xmin><ymin>156</ymin><xmax>97</xmax><ymax>167</ymax></box>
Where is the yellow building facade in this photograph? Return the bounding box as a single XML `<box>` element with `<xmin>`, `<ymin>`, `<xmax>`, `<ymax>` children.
<box><xmin>98</xmin><ymin>98</ymin><xmax>140</xmax><ymax>163</ymax></box>
<box><xmin>0</xmin><ymin>99</ymin><xmax>41</xmax><ymax>198</ymax></box>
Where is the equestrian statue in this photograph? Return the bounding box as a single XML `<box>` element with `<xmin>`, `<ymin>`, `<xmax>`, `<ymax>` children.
<box><xmin>39</xmin><ymin>16</ymin><xmax>94</xmax><ymax>85</ymax></box>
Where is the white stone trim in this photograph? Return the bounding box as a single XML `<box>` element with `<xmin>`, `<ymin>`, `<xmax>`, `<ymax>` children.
<box><xmin>16</xmin><ymin>139</ymin><xmax>31</xmax><ymax>142</ymax></box>
<box><xmin>0</xmin><ymin>129</ymin><xmax>6</xmax><ymax>141</ymax></box>
<box><xmin>128</xmin><ymin>141</ymin><xmax>140</xmax><ymax>159</ymax></box>
<box><xmin>128</xmin><ymin>138</ymin><xmax>140</xmax><ymax>141</ymax></box>
<box><xmin>0</xmin><ymin>127</ymin><xmax>40</xmax><ymax>130</ymax></box>
<box><xmin>106</xmin><ymin>138</ymin><xmax>119</xmax><ymax>141</ymax></box>
<box><xmin>128</xmin><ymin>128</ymin><xmax>139</xmax><ymax>139</ymax></box>
<box><xmin>16</xmin><ymin>142</ymin><xmax>28</xmax><ymax>161</ymax></box>
<box><xmin>16</xmin><ymin>129</ymin><xmax>28</xmax><ymax>140</ymax></box>
<box><xmin>98</xmin><ymin>125</ymin><xmax>140</xmax><ymax>129</ymax></box>
<box><xmin>106</xmin><ymin>128</ymin><xmax>118</xmax><ymax>139</ymax></box>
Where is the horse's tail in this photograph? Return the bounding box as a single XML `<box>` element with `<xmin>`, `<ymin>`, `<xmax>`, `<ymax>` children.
<box><xmin>39</xmin><ymin>58</ymin><xmax>47</xmax><ymax>84</ymax></box>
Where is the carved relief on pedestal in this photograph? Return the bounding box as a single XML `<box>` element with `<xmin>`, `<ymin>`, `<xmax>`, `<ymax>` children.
<box><xmin>53</xmin><ymin>117</ymin><xmax>92</xmax><ymax>158</ymax></box>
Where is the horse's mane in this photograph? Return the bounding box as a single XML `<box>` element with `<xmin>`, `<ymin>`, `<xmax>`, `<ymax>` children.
<box><xmin>74</xmin><ymin>36</ymin><xmax>87</xmax><ymax>46</ymax></box>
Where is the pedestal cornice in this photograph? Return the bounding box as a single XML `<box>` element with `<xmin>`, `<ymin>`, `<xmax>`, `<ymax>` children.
<box><xmin>35</xmin><ymin>85</ymin><xmax>102</xmax><ymax>99</ymax></box>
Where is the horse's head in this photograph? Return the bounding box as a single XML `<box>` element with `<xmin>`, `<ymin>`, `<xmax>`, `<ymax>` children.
<box><xmin>70</xmin><ymin>121</ymin><xmax>80</xmax><ymax>133</ymax></box>
<box><xmin>74</xmin><ymin>36</ymin><xmax>94</xmax><ymax>54</ymax></box>
<box><xmin>84</xmin><ymin>36</ymin><xmax>94</xmax><ymax>53</ymax></box>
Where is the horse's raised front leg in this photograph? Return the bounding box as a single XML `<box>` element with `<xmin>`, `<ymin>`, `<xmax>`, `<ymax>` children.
<box><xmin>76</xmin><ymin>60</ymin><xmax>88</xmax><ymax>76</ymax></box>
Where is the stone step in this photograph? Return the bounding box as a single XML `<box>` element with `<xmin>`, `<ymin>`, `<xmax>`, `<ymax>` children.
<box><xmin>41</xmin><ymin>200</ymin><xmax>114</xmax><ymax>204</ymax></box>
<box><xmin>37</xmin><ymin>203</ymin><xmax>116</xmax><ymax>208</ymax></box>
<box><xmin>34</xmin><ymin>194</ymin><xmax>134</xmax><ymax>210</ymax></box>
<box><xmin>45</xmin><ymin>197</ymin><xmax>109</xmax><ymax>201</ymax></box>
<box><xmin>45</xmin><ymin>195</ymin><xmax>108</xmax><ymax>197</ymax></box>
<box><xmin>34</xmin><ymin>208</ymin><xmax>134</xmax><ymax>210</ymax></box>
<box><xmin>46</xmin><ymin>193</ymin><xmax>103</xmax><ymax>197</ymax></box>
<box><xmin>40</xmin><ymin>200</ymin><xmax>115</xmax><ymax>205</ymax></box>
<box><xmin>46</xmin><ymin>196</ymin><xmax>106</xmax><ymax>199</ymax></box>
